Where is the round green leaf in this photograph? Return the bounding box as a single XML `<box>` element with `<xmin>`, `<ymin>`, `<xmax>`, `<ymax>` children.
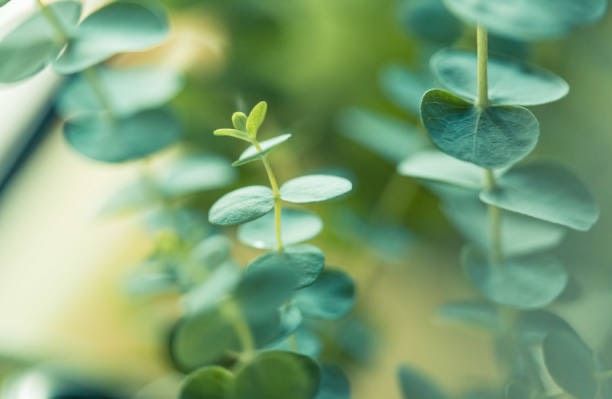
<box><xmin>0</xmin><ymin>1</ymin><xmax>81</xmax><ymax>83</ymax></box>
<box><xmin>421</xmin><ymin>89</ymin><xmax>539</xmax><ymax>168</ymax></box>
<box><xmin>58</xmin><ymin>67</ymin><xmax>182</xmax><ymax>117</ymax></box>
<box><xmin>463</xmin><ymin>248</ymin><xmax>568</xmax><ymax>309</ymax></box>
<box><xmin>431</xmin><ymin>49</ymin><xmax>569</xmax><ymax>106</ymax></box>
<box><xmin>398</xmin><ymin>150</ymin><xmax>487</xmax><ymax>189</ymax></box>
<box><xmin>441</xmin><ymin>189</ymin><xmax>566</xmax><ymax>256</ymax></box>
<box><xmin>234</xmin><ymin>351</ymin><xmax>320</xmax><ymax>399</ymax></box>
<box><xmin>380</xmin><ymin>66</ymin><xmax>433</xmax><ymax>115</ymax></box>
<box><xmin>238</xmin><ymin>209</ymin><xmax>323</xmax><ymax>250</ymax></box>
<box><xmin>444</xmin><ymin>0</ymin><xmax>607</xmax><ymax>41</ymax></box>
<box><xmin>64</xmin><ymin>107</ymin><xmax>181</xmax><ymax>162</ymax></box>
<box><xmin>209</xmin><ymin>186</ymin><xmax>274</xmax><ymax>226</ymax></box>
<box><xmin>399</xmin><ymin>0</ymin><xmax>461</xmax><ymax>45</ymax></box>
<box><xmin>480</xmin><ymin>163</ymin><xmax>600</xmax><ymax>231</ymax></box>
<box><xmin>316</xmin><ymin>365</ymin><xmax>350</xmax><ymax>399</ymax></box>
<box><xmin>338</xmin><ymin>108</ymin><xmax>427</xmax><ymax>163</ymax></box>
<box><xmin>398</xmin><ymin>365</ymin><xmax>447</xmax><ymax>399</ymax></box>
<box><xmin>543</xmin><ymin>331</ymin><xmax>597</xmax><ymax>399</ymax></box>
<box><xmin>54</xmin><ymin>1</ymin><xmax>169</xmax><ymax>74</ymax></box>
<box><xmin>233</xmin><ymin>134</ymin><xmax>292</xmax><ymax>166</ymax></box>
<box><xmin>280</xmin><ymin>175</ymin><xmax>352</xmax><ymax>204</ymax></box>
<box><xmin>180</xmin><ymin>366</ymin><xmax>234</xmax><ymax>399</ymax></box>
<box><xmin>295</xmin><ymin>269</ymin><xmax>355</xmax><ymax>320</ymax></box>
<box><xmin>247</xmin><ymin>244</ymin><xmax>325</xmax><ymax>288</ymax></box>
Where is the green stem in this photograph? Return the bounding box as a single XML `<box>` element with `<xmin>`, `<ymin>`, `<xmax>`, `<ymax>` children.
<box><xmin>476</xmin><ymin>25</ymin><xmax>489</xmax><ymax>109</ymax></box>
<box><xmin>254</xmin><ymin>141</ymin><xmax>284</xmax><ymax>252</ymax></box>
<box><xmin>83</xmin><ymin>68</ymin><xmax>115</xmax><ymax>119</ymax></box>
<box><xmin>484</xmin><ymin>170</ymin><xmax>503</xmax><ymax>264</ymax></box>
<box><xmin>36</xmin><ymin>0</ymin><xmax>69</xmax><ymax>43</ymax></box>
<box><xmin>222</xmin><ymin>300</ymin><xmax>255</xmax><ymax>361</ymax></box>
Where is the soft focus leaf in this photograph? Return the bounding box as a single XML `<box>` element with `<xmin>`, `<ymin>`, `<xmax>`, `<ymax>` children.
<box><xmin>233</xmin><ymin>134</ymin><xmax>292</xmax><ymax>166</ymax></box>
<box><xmin>55</xmin><ymin>1</ymin><xmax>169</xmax><ymax>73</ymax></box>
<box><xmin>421</xmin><ymin>89</ymin><xmax>539</xmax><ymax>168</ymax></box>
<box><xmin>209</xmin><ymin>186</ymin><xmax>274</xmax><ymax>226</ymax></box>
<box><xmin>431</xmin><ymin>49</ymin><xmax>569</xmax><ymax>106</ymax></box>
<box><xmin>247</xmin><ymin>245</ymin><xmax>325</xmax><ymax>288</ymax></box>
<box><xmin>179</xmin><ymin>367</ymin><xmax>234</xmax><ymax>399</ymax></box>
<box><xmin>238</xmin><ymin>209</ymin><xmax>323</xmax><ymax>250</ymax></box>
<box><xmin>234</xmin><ymin>351</ymin><xmax>320</xmax><ymax>399</ymax></box>
<box><xmin>281</xmin><ymin>175</ymin><xmax>352</xmax><ymax>204</ymax></box>
<box><xmin>295</xmin><ymin>269</ymin><xmax>355</xmax><ymax>320</ymax></box>
<box><xmin>399</xmin><ymin>0</ymin><xmax>461</xmax><ymax>44</ymax></box>
<box><xmin>0</xmin><ymin>1</ymin><xmax>81</xmax><ymax>82</ymax></box>
<box><xmin>516</xmin><ymin>310</ymin><xmax>578</xmax><ymax>345</ymax></box>
<box><xmin>157</xmin><ymin>155</ymin><xmax>236</xmax><ymax>197</ymax></box>
<box><xmin>437</xmin><ymin>301</ymin><xmax>501</xmax><ymax>331</ymax></box>
<box><xmin>463</xmin><ymin>247</ymin><xmax>568</xmax><ymax>309</ymax></box>
<box><xmin>480</xmin><ymin>163</ymin><xmax>600</xmax><ymax>231</ymax></box>
<box><xmin>381</xmin><ymin>66</ymin><xmax>433</xmax><ymax>115</ymax></box>
<box><xmin>64</xmin><ymin>107</ymin><xmax>181</xmax><ymax>162</ymax></box>
<box><xmin>316</xmin><ymin>365</ymin><xmax>350</xmax><ymax>399</ymax></box>
<box><xmin>543</xmin><ymin>332</ymin><xmax>598</xmax><ymax>399</ymax></box>
<box><xmin>398</xmin><ymin>365</ymin><xmax>448</xmax><ymax>399</ymax></box>
<box><xmin>398</xmin><ymin>150</ymin><xmax>486</xmax><ymax>189</ymax></box>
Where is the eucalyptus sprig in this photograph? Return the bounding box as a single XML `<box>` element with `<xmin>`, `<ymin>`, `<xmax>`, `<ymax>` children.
<box><xmin>170</xmin><ymin>101</ymin><xmax>355</xmax><ymax>399</ymax></box>
<box><xmin>395</xmin><ymin>1</ymin><xmax>607</xmax><ymax>399</ymax></box>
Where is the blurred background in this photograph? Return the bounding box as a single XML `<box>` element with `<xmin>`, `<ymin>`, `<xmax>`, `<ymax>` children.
<box><xmin>1</xmin><ymin>0</ymin><xmax>612</xmax><ymax>398</ymax></box>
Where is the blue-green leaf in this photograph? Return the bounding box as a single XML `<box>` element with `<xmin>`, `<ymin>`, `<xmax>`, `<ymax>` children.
<box><xmin>157</xmin><ymin>155</ymin><xmax>236</xmax><ymax>197</ymax></box>
<box><xmin>398</xmin><ymin>150</ymin><xmax>486</xmax><ymax>189</ymax></box>
<box><xmin>55</xmin><ymin>1</ymin><xmax>169</xmax><ymax>74</ymax></box>
<box><xmin>234</xmin><ymin>351</ymin><xmax>320</xmax><ymax>399</ymax></box>
<box><xmin>233</xmin><ymin>134</ymin><xmax>292</xmax><ymax>166</ymax></box>
<box><xmin>295</xmin><ymin>269</ymin><xmax>355</xmax><ymax>320</ymax></box>
<box><xmin>463</xmin><ymin>247</ymin><xmax>568</xmax><ymax>309</ymax></box>
<box><xmin>247</xmin><ymin>245</ymin><xmax>324</xmax><ymax>288</ymax></box>
<box><xmin>480</xmin><ymin>163</ymin><xmax>600</xmax><ymax>231</ymax></box>
<box><xmin>209</xmin><ymin>186</ymin><xmax>274</xmax><ymax>226</ymax></box>
<box><xmin>64</xmin><ymin>107</ymin><xmax>181</xmax><ymax>162</ymax></box>
<box><xmin>421</xmin><ymin>89</ymin><xmax>539</xmax><ymax>168</ymax></box>
<box><xmin>398</xmin><ymin>365</ymin><xmax>447</xmax><ymax>399</ymax></box>
<box><xmin>281</xmin><ymin>175</ymin><xmax>352</xmax><ymax>204</ymax></box>
<box><xmin>238</xmin><ymin>209</ymin><xmax>323</xmax><ymax>250</ymax></box>
<box><xmin>437</xmin><ymin>301</ymin><xmax>500</xmax><ymax>331</ymax></box>
<box><xmin>0</xmin><ymin>1</ymin><xmax>81</xmax><ymax>83</ymax></box>
<box><xmin>399</xmin><ymin>0</ymin><xmax>461</xmax><ymax>44</ymax></box>
<box><xmin>444</xmin><ymin>0</ymin><xmax>607</xmax><ymax>41</ymax></box>
<box><xmin>381</xmin><ymin>66</ymin><xmax>433</xmax><ymax>115</ymax></box>
<box><xmin>516</xmin><ymin>310</ymin><xmax>578</xmax><ymax>345</ymax></box>
<box><xmin>180</xmin><ymin>366</ymin><xmax>234</xmax><ymax>399</ymax></box>
<box><xmin>431</xmin><ymin>49</ymin><xmax>569</xmax><ymax>106</ymax></box>
<box><xmin>316</xmin><ymin>365</ymin><xmax>350</xmax><ymax>399</ymax></box>
<box><xmin>58</xmin><ymin>67</ymin><xmax>182</xmax><ymax>117</ymax></box>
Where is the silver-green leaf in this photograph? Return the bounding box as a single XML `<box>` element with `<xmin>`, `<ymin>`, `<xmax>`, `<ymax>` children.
<box><xmin>280</xmin><ymin>175</ymin><xmax>352</xmax><ymax>204</ymax></box>
<box><xmin>208</xmin><ymin>186</ymin><xmax>274</xmax><ymax>226</ymax></box>
<box><xmin>233</xmin><ymin>134</ymin><xmax>292</xmax><ymax>166</ymax></box>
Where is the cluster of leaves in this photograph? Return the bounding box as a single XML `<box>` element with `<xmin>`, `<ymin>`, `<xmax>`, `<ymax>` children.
<box><xmin>391</xmin><ymin>1</ymin><xmax>609</xmax><ymax>399</ymax></box>
<box><xmin>171</xmin><ymin>102</ymin><xmax>355</xmax><ymax>399</ymax></box>
<box><xmin>0</xmin><ymin>0</ymin><xmax>182</xmax><ymax>163</ymax></box>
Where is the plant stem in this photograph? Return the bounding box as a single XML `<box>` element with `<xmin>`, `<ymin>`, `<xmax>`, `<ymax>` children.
<box><xmin>484</xmin><ymin>170</ymin><xmax>503</xmax><ymax>264</ymax></box>
<box><xmin>254</xmin><ymin>142</ymin><xmax>284</xmax><ymax>252</ymax></box>
<box><xmin>222</xmin><ymin>300</ymin><xmax>255</xmax><ymax>361</ymax></box>
<box><xmin>36</xmin><ymin>0</ymin><xmax>69</xmax><ymax>43</ymax></box>
<box><xmin>83</xmin><ymin>68</ymin><xmax>115</xmax><ymax>118</ymax></box>
<box><xmin>476</xmin><ymin>25</ymin><xmax>489</xmax><ymax>109</ymax></box>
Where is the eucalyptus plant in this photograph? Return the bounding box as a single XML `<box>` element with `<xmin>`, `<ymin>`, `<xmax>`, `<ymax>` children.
<box><xmin>395</xmin><ymin>1</ymin><xmax>608</xmax><ymax>399</ymax></box>
<box><xmin>170</xmin><ymin>101</ymin><xmax>355</xmax><ymax>399</ymax></box>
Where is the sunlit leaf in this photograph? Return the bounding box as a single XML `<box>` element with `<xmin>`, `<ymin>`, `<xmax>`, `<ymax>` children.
<box><xmin>180</xmin><ymin>366</ymin><xmax>234</xmax><ymax>399</ymax></box>
<box><xmin>232</xmin><ymin>112</ymin><xmax>248</xmax><ymax>131</ymax></box>
<box><xmin>247</xmin><ymin>245</ymin><xmax>325</xmax><ymax>288</ymax></box>
<box><xmin>480</xmin><ymin>163</ymin><xmax>600</xmax><ymax>231</ymax></box>
<box><xmin>55</xmin><ymin>1</ymin><xmax>169</xmax><ymax>73</ymax></box>
<box><xmin>209</xmin><ymin>186</ymin><xmax>274</xmax><ymax>226</ymax></box>
<box><xmin>64</xmin><ymin>107</ymin><xmax>181</xmax><ymax>162</ymax></box>
<box><xmin>421</xmin><ymin>89</ymin><xmax>539</xmax><ymax>168</ymax></box>
<box><xmin>233</xmin><ymin>134</ymin><xmax>292</xmax><ymax>166</ymax></box>
<box><xmin>295</xmin><ymin>269</ymin><xmax>355</xmax><ymax>320</ymax></box>
<box><xmin>463</xmin><ymin>247</ymin><xmax>568</xmax><ymax>309</ymax></box>
<box><xmin>247</xmin><ymin>101</ymin><xmax>268</xmax><ymax>138</ymax></box>
<box><xmin>431</xmin><ymin>49</ymin><xmax>569</xmax><ymax>106</ymax></box>
<box><xmin>281</xmin><ymin>175</ymin><xmax>352</xmax><ymax>204</ymax></box>
<box><xmin>238</xmin><ymin>209</ymin><xmax>323</xmax><ymax>250</ymax></box>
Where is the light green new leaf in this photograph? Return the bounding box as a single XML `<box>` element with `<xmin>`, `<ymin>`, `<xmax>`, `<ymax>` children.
<box><xmin>247</xmin><ymin>244</ymin><xmax>325</xmax><ymax>288</ymax></box>
<box><xmin>234</xmin><ymin>351</ymin><xmax>320</xmax><ymax>399</ymax></box>
<box><xmin>55</xmin><ymin>1</ymin><xmax>169</xmax><ymax>74</ymax></box>
<box><xmin>180</xmin><ymin>366</ymin><xmax>234</xmax><ymax>399</ymax></box>
<box><xmin>480</xmin><ymin>163</ymin><xmax>600</xmax><ymax>231</ymax></box>
<box><xmin>58</xmin><ymin>67</ymin><xmax>182</xmax><ymax>117</ymax></box>
<box><xmin>463</xmin><ymin>248</ymin><xmax>568</xmax><ymax>309</ymax></box>
<box><xmin>444</xmin><ymin>0</ymin><xmax>607</xmax><ymax>41</ymax></box>
<box><xmin>247</xmin><ymin>101</ymin><xmax>268</xmax><ymax>138</ymax></box>
<box><xmin>214</xmin><ymin>128</ymin><xmax>251</xmax><ymax>142</ymax></box>
<box><xmin>295</xmin><ymin>269</ymin><xmax>355</xmax><ymax>320</ymax></box>
<box><xmin>431</xmin><ymin>49</ymin><xmax>569</xmax><ymax>106</ymax></box>
<box><xmin>316</xmin><ymin>365</ymin><xmax>350</xmax><ymax>399</ymax></box>
<box><xmin>232</xmin><ymin>112</ymin><xmax>248</xmax><ymax>131</ymax></box>
<box><xmin>543</xmin><ymin>332</ymin><xmax>597</xmax><ymax>399</ymax></box>
<box><xmin>398</xmin><ymin>150</ymin><xmax>487</xmax><ymax>189</ymax></box>
<box><xmin>233</xmin><ymin>134</ymin><xmax>292</xmax><ymax>166</ymax></box>
<box><xmin>238</xmin><ymin>209</ymin><xmax>323</xmax><ymax>250</ymax></box>
<box><xmin>208</xmin><ymin>186</ymin><xmax>274</xmax><ymax>226</ymax></box>
<box><xmin>0</xmin><ymin>1</ymin><xmax>81</xmax><ymax>83</ymax></box>
<box><xmin>421</xmin><ymin>89</ymin><xmax>539</xmax><ymax>168</ymax></box>
<box><xmin>441</xmin><ymin>189</ymin><xmax>566</xmax><ymax>256</ymax></box>
<box><xmin>338</xmin><ymin>108</ymin><xmax>427</xmax><ymax>163</ymax></box>
<box><xmin>398</xmin><ymin>365</ymin><xmax>448</xmax><ymax>399</ymax></box>
<box><xmin>281</xmin><ymin>175</ymin><xmax>352</xmax><ymax>204</ymax></box>
<box><xmin>380</xmin><ymin>66</ymin><xmax>433</xmax><ymax>115</ymax></box>
<box><xmin>64</xmin><ymin>107</ymin><xmax>181</xmax><ymax>162</ymax></box>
